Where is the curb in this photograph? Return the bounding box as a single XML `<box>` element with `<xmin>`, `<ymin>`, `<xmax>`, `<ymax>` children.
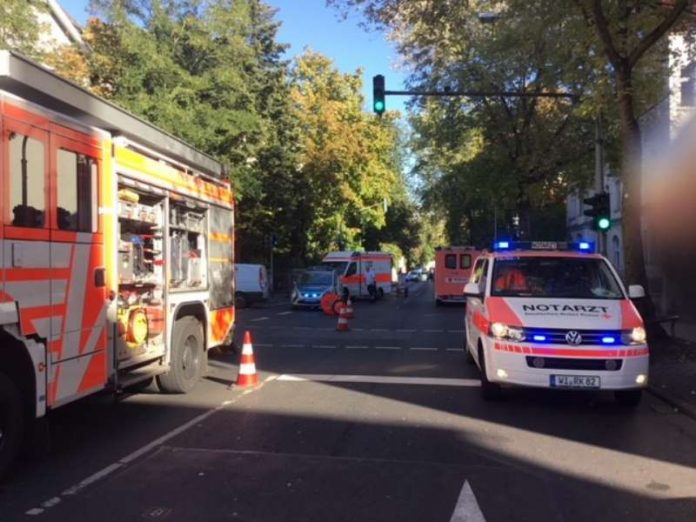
<box><xmin>647</xmin><ymin>385</ymin><xmax>696</xmax><ymax>422</ymax></box>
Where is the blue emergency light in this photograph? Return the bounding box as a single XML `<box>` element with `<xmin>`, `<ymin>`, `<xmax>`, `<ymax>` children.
<box><xmin>492</xmin><ymin>241</ymin><xmax>596</xmax><ymax>253</ymax></box>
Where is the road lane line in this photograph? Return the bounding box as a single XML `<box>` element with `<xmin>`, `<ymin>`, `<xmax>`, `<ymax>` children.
<box><xmin>346</xmin><ymin>345</ymin><xmax>369</xmax><ymax>350</ymax></box>
<box><xmin>281</xmin><ymin>344</ymin><xmax>304</xmax><ymax>348</ymax></box>
<box><xmin>28</xmin><ymin>383</ymin><xmax>263</xmax><ymax>515</ymax></box>
<box><xmin>450</xmin><ymin>481</ymin><xmax>486</xmax><ymax>522</ymax></box>
<box><xmin>447</xmin><ymin>348</ymin><xmax>464</xmax><ymax>352</ymax></box>
<box><xmin>410</xmin><ymin>347</ymin><xmax>438</xmax><ymax>351</ymax></box>
<box><xmin>375</xmin><ymin>346</ymin><xmax>401</xmax><ymax>350</ymax></box>
<box><xmin>396</xmin><ymin>329</ymin><xmax>416</xmax><ymax>333</ymax></box>
<box><xmin>370</xmin><ymin>328</ymin><xmax>389</xmax><ymax>332</ymax></box>
<box><xmin>312</xmin><ymin>345</ymin><xmax>337</xmax><ymax>349</ymax></box>
<box><xmin>448</xmin><ymin>329</ymin><xmax>465</xmax><ymax>333</ymax></box>
<box><xmin>277</xmin><ymin>311</ymin><xmax>292</xmax><ymax>316</ymax></box>
<box><xmin>276</xmin><ymin>374</ymin><xmax>480</xmax><ymax>387</ymax></box>
<box><xmin>251</xmin><ymin>317</ymin><xmax>269</xmax><ymax>322</ymax></box>
<box><xmin>424</xmin><ymin>329</ymin><xmax>444</xmax><ymax>333</ymax></box>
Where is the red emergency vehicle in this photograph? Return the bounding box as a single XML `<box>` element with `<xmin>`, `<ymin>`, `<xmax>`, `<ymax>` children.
<box><xmin>0</xmin><ymin>51</ymin><xmax>235</xmax><ymax>477</ymax></box>
<box><xmin>434</xmin><ymin>246</ymin><xmax>482</xmax><ymax>305</ymax></box>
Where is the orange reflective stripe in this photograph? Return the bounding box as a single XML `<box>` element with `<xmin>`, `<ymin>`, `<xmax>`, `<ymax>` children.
<box><xmin>1</xmin><ymin>268</ymin><xmax>70</xmax><ymax>282</ymax></box>
<box><xmin>210</xmin><ymin>307</ymin><xmax>235</xmax><ymax>344</ymax></box>
<box><xmin>209</xmin><ymin>232</ymin><xmax>232</xmax><ymax>242</ymax></box>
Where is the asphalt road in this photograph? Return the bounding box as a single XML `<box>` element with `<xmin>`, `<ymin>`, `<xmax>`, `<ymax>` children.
<box><xmin>2</xmin><ymin>281</ymin><xmax>696</xmax><ymax>521</ymax></box>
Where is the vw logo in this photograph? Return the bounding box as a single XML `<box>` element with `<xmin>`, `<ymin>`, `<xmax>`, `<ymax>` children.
<box><xmin>565</xmin><ymin>331</ymin><xmax>583</xmax><ymax>345</ymax></box>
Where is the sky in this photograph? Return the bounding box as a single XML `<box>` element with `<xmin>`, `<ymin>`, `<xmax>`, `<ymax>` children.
<box><xmin>59</xmin><ymin>0</ymin><xmax>409</xmax><ymax>114</ymax></box>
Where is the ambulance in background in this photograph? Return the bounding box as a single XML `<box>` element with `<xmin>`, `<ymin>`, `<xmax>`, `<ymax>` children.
<box><xmin>321</xmin><ymin>251</ymin><xmax>393</xmax><ymax>299</ymax></box>
<box><xmin>434</xmin><ymin>246</ymin><xmax>482</xmax><ymax>305</ymax></box>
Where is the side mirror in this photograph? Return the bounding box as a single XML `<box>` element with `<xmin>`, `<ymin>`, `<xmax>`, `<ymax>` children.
<box><xmin>464</xmin><ymin>282</ymin><xmax>482</xmax><ymax>298</ymax></box>
<box><xmin>628</xmin><ymin>285</ymin><xmax>646</xmax><ymax>299</ymax></box>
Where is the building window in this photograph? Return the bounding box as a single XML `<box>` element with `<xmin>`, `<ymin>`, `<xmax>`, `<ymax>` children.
<box><xmin>681</xmin><ymin>63</ymin><xmax>695</xmax><ymax>107</ymax></box>
<box><xmin>9</xmin><ymin>133</ymin><xmax>45</xmax><ymax>227</ymax></box>
<box><xmin>57</xmin><ymin>150</ymin><xmax>98</xmax><ymax>232</ymax></box>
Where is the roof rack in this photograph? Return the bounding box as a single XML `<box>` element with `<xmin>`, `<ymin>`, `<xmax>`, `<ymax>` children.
<box><xmin>0</xmin><ymin>50</ymin><xmax>225</xmax><ymax>179</ymax></box>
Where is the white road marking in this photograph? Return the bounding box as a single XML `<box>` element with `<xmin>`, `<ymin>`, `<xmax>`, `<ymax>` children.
<box><xmin>447</xmin><ymin>348</ymin><xmax>465</xmax><ymax>352</ymax></box>
<box><xmin>370</xmin><ymin>328</ymin><xmax>388</xmax><ymax>332</ymax></box>
<box><xmin>27</xmin><ymin>386</ymin><xmax>261</xmax><ymax>515</ymax></box>
<box><xmin>448</xmin><ymin>329</ymin><xmax>465</xmax><ymax>333</ymax></box>
<box><xmin>410</xmin><ymin>347</ymin><xmax>438</xmax><ymax>351</ymax></box>
<box><xmin>251</xmin><ymin>317</ymin><xmax>269</xmax><ymax>322</ymax></box>
<box><xmin>346</xmin><ymin>345</ymin><xmax>369</xmax><ymax>350</ymax></box>
<box><xmin>375</xmin><ymin>346</ymin><xmax>401</xmax><ymax>350</ymax></box>
<box><xmin>449</xmin><ymin>481</ymin><xmax>486</xmax><ymax>522</ymax></box>
<box><xmin>281</xmin><ymin>344</ymin><xmax>305</xmax><ymax>349</ymax></box>
<box><xmin>312</xmin><ymin>345</ymin><xmax>337</xmax><ymax>349</ymax></box>
<box><xmin>277</xmin><ymin>311</ymin><xmax>292</xmax><ymax>316</ymax></box>
<box><xmin>276</xmin><ymin>374</ymin><xmax>481</xmax><ymax>387</ymax></box>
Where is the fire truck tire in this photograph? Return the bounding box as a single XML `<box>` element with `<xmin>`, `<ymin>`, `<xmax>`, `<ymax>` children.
<box><xmin>0</xmin><ymin>372</ymin><xmax>24</xmax><ymax>481</ymax></box>
<box><xmin>157</xmin><ymin>317</ymin><xmax>204</xmax><ymax>394</ymax></box>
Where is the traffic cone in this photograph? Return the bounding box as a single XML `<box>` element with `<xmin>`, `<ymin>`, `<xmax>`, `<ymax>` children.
<box><xmin>344</xmin><ymin>297</ymin><xmax>354</xmax><ymax>319</ymax></box>
<box><xmin>336</xmin><ymin>304</ymin><xmax>350</xmax><ymax>332</ymax></box>
<box><xmin>236</xmin><ymin>331</ymin><xmax>259</xmax><ymax>387</ymax></box>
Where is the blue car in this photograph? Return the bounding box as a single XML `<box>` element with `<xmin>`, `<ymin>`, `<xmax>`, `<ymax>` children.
<box><xmin>291</xmin><ymin>269</ymin><xmax>340</xmax><ymax>309</ymax></box>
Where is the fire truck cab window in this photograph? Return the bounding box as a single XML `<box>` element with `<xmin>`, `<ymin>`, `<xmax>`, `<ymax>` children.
<box><xmin>9</xmin><ymin>133</ymin><xmax>45</xmax><ymax>227</ymax></box>
<box><xmin>445</xmin><ymin>254</ymin><xmax>457</xmax><ymax>269</ymax></box>
<box><xmin>57</xmin><ymin>149</ymin><xmax>98</xmax><ymax>232</ymax></box>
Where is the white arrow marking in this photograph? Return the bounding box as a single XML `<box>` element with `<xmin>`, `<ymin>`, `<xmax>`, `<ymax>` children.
<box><xmin>450</xmin><ymin>481</ymin><xmax>485</xmax><ymax>522</ymax></box>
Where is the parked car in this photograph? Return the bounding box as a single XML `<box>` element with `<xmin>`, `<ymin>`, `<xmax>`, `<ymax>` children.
<box><xmin>234</xmin><ymin>264</ymin><xmax>269</xmax><ymax>308</ymax></box>
<box><xmin>405</xmin><ymin>269</ymin><xmax>427</xmax><ymax>282</ymax></box>
<box><xmin>291</xmin><ymin>269</ymin><xmax>340</xmax><ymax>309</ymax></box>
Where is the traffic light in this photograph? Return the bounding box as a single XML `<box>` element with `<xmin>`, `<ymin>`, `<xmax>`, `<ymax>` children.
<box><xmin>372</xmin><ymin>74</ymin><xmax>385</xmax><ymax>115</ymax></box>
<box><xmin>583</xmin><ymin>192</ymin><xmax>611</xmax><ymax>232</ymax></box>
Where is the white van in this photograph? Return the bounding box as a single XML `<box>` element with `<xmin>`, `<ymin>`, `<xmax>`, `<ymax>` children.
<box><xmin>234</xmin><ymin>264</ymin><xmax>269</xmax><ymax>308</ymax></box>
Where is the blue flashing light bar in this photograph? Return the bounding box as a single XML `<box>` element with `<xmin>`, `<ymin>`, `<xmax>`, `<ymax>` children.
<box><xmin>492</xmin><ymin>241</ymin><xmax>596</xmax><ymax>253</ymax></box>
<box><xmin>533</xmin><ymin>335</ymin><xmax>547</xmax><ymax>342</ymax></box>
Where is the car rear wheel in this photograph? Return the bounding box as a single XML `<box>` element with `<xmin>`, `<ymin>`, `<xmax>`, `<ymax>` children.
<box><xmin>235</xmin><ymin>292</ymin><xmax>248</xmax><ymax>309</ymax></box>
<box><xmin>478</xmin><ymin>345</ymin><xmax>502</xmax><ymax>401</ymax></box>
<box><xmin>615</xmin><ymin>389</ymin><xmax>642</xmax><ymax>408</ymax></box>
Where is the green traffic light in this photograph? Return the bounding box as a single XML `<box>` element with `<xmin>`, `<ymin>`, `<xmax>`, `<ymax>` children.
<box><xmin>374</xmin><ymin>100</ymin><xmax>385</xmax><ymax>113</ymax></box>
<box><xmin>597</xmin><ymin>217</ymin><xmax>611</xmax><ymax>230</ymax></box>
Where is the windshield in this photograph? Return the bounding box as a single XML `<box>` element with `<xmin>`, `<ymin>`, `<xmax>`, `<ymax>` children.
<box><xmin>298</xmin><ymin>272</ymin><xmax>333</xmax><ymax>286</ymax></box>
<box><xmin>491</xmin><ymin>257</ymin><xmax>624</xmax><ymax>299</ymax></box>
<box><xmin>322</xmin><ymin>262</ymin><xmax>348</xmax><ymax>274</ymax></box>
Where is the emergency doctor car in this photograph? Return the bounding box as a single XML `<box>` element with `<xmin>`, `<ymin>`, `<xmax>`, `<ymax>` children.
<box><xmin>464</xmin><ymin>241</ymin><xmax>648</xmax><ymax>406</ymax></box>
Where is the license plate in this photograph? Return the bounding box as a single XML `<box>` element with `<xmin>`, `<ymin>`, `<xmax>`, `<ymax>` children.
<box><xmin>550</xmin><ymin>375</ymin><xmax>600</xmax><ymax>389</ymax></box>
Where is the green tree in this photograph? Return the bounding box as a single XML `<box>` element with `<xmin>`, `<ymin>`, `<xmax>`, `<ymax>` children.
<box><xmin>290</xmin><ymin>51</ymin><xmax>403</xmax><ymax>260</ymax></box>
<box><xmin>0</xmin><ymin>0</ymin><xmax>46</xmax><ymax>57</ymax></box>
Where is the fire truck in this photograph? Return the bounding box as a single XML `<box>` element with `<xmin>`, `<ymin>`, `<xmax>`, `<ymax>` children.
<box><xmin>0</xmin><ymin>51</ymin><xmax>235</xmax><ymax>477</ymax></box>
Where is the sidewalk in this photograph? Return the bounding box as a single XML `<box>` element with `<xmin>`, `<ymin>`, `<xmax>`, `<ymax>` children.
<box><xmin>649</xmin><ymin>320</ymin><xmax>696</xmax><ymax>420</ymax></box>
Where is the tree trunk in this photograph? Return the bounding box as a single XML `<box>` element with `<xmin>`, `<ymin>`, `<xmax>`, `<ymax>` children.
<box><xmin>616</xmin><ymin>70</ymin><xmax>661</xmax><ymax>327</ymax></box>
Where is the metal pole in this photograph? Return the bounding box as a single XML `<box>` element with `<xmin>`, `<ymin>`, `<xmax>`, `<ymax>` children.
<box><xmin>594</xmin><ymin>115</ymin><xmax>606</xmax><ymax>256</ymax></box>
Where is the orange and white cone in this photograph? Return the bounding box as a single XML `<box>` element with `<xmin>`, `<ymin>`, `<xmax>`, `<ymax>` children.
<box><xmin>336</xmin><ymin>304</ymin><xmax>350</xmax><ymax>332</ymax></box>
<box><xmin>236</xmin><ymin>331</ymin><xmax>259</xmax><ymax>387</ymax></box>
<box><xmin>344</xmin><ymin>297</ymin><xmax>354</xmax><ymax>319</ymax></box>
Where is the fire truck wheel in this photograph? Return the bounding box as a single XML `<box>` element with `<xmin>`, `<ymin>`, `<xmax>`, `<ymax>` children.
<box><xmin>157</xmin><ymin>317</ymin><xmax>204</xmax><ymax>394</ymax></box>
<box><xmin>0</xmin><ymin>372</ymin><xmax>24</xmax><ymax>480</ymax></box>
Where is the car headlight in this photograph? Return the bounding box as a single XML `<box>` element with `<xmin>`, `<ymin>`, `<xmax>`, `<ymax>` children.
<box><xmin>490</xmin><ymin>322</ymin><xmax>525</xmax><ymax>342</ymax></box>
<box><xmin>623</xmin><ymin>326</ymin><xmax>646</xmax><ymax>345</ymax></box>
